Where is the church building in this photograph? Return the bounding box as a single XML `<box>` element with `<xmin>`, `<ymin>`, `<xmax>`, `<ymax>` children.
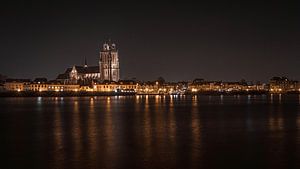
<box><xmin>56</xmin><ymin>41</ymin><xmax>120</xmax><ymax>84</ymax></box>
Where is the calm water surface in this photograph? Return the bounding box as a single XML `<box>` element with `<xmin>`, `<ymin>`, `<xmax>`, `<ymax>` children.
<box><xmin>1</xmin><ymin>95</ymin><xmax>300</xmax><ymax>169</ymax></box>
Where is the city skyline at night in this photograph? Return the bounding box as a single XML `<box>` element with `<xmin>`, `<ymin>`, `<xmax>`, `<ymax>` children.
<box><xmin>0</xmin><ymin>1</ymin><xmax>299</xmax><ymax>82</ymax></box>
<box><xmin>1</xmin><ymin>2</ymin><xmax>300</xmax><ymax>169</ymax></box>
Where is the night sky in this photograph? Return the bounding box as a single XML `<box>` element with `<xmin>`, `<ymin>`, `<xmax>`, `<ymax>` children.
<box><xmin>0</xmin><ymin>1</ymin><xmax>299</xmax><ymax>82</ymax></box>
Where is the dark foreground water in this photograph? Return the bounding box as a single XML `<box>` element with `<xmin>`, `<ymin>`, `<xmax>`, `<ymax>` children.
<box><xmin>1</xmin><ymin>95</ymin><xmax>300</xmax><ymax>169</ymax></box>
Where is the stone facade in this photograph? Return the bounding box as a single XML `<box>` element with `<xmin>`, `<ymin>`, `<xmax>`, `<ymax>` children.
<box><xmin>57</xmin><ymin>41</ymin><xmax>120</xmax><ymax>84</ymax></box>
<box><xmin>99</xmin><ymin>42</ymin><xmax>120</xmax><ymax>82</ymax></box>
<box><xmin>57</xmin><ymin>65</ymin><xmax>100</xmax><ymax>84</ymax></box>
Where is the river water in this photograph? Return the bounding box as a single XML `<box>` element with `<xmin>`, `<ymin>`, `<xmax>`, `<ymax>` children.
<box><xmin>1</xmin><ymin>95</ymin><xmax>300</xmax><ymax>169</ymax></box>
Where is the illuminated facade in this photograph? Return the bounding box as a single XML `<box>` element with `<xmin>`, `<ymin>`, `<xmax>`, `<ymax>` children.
<box><xmin>269</xmin><ymin>77</ymin><xmax>299</xmax><ymax>93</ymax></box>
<box><xmin>99</xmin><ymin>41</ymin><xmax>120</xmax><ymax>82</ymax></box>
<box><xmin>93</xmin><ymin>81</ymin><xmax>138</xmax><ymax>92</ymax></box>
<box><xmin>24</xmin><ymin>83</ymin><xmax>80</xmax><ymax>92</ymax></box>
<box><xmin>188</xmin><ymin>79</ymin><xmax>267</xmax><ymax>93</ymax></box>
<box><xmin>57</xmin><ymin>64</ymin><xmax>100</xmax><ymax>84</ymax></box>
<box><xmin>57</xmin><ymin>41</ymin><xmax>120</xmax><ymax>84</ymax></box>
<box><xmin>3</xmin><ymin>79</ymin><xmax>30</xmax><ymax>92</ymax></box>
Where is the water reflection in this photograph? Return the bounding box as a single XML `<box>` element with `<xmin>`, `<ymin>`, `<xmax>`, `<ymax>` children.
<box><xmin>154</xmin><ymin>95</ymin><xmax>165</xmax><ymax>157</ymax></box>
<box><xmin>270</xmin><ymin>94</ymin><xmax>274</xmax><ymax>104</ymax></box>
<box><xmin>36</xmin><ymin>97</ymin><xmax>43</xmax><ymax>112</ymax></box>
<box><xmin>135</xmin><ymin>95</ymin><xmax>140</xmax><ymax>104</ymax></box>
<box><xmin>88</xmin><ymin>97</ymin><xmax>97</xmax><ymax>168</ymax></box>
<box><xmin>237</xmin><ymin>95</ymin><xmax>241</xmax><ymax>104</ymax></box>
<box><xmin>168</xmin><ymin>95</ymin><xmax>176</xmax><ymax>146</ymax></box>
<box><xmin>53</xmin><ymin>103</ymin><xmax>64</xmax><ymax>169</ymax></box>
<box><xmin>155</xmin><ymin>95</ymin><xmax>160</xmax><ymax>104</ymax></box>
<box><xmin>103</xmin><ymin>96</ymin><xmax>116</xmax><ymax>168</ymax></box>
<box><xmin>191</xmin><ymin>95</ymin><xmax>201</xmax><ymax>165</ymax></box>
<box><xmin>208</xmin><ymin>95</ymin><xmax>212</xmax><ymax>104</ymax></box>
<box><xmin>278</xmin><ymin>94</ymin><xmax>282</xmax><ymax>104</ymax></box>
<box><xmin>37</xmin><ymin>97</ymin><xmax>42</xmax><ymax>105</ymax></box>
<box><xmin>143</xmin><ymin>95</ymin><xmax>152</xmax><ymax>160</ymax></box>
<box><xmin>72</xmin><ymin>100</ymin><xmax>82</xmax><ymax>168</ymax></box>
<box><xmin>2</xmin><ymin>95</ymin><xmax>300</xmax><ymax>169</ymax></box>
<box><xmin>220</xmin><ymin>95</ymin><xmax>224</xmax><ymax>104</ymax></box>
<box><xmin>247</xmin><ymin>95</ymin><xmax>251</xmax><ymax>104</ymax></box>
<box><xmin>135</xmin><ymin>95</ymin><xmax>141</xmax><ymax>112</ymax></box>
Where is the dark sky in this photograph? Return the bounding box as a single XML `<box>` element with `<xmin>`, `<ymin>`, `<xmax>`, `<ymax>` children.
<box><xmin>0</xmin><ymin>1</ymin><xmax>299</xmax><ymax>82</ymax></box>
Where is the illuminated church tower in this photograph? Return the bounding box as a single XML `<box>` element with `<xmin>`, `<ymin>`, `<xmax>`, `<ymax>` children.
<box><xmin>99</xmin><ymin>41</ymin><xmax>120</xmax><ymax>82</ymax></box>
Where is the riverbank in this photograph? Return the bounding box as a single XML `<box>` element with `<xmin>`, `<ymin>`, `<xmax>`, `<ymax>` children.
<box><xmin>0</xmin><ymin>90</ymin><xmax>299</xmax><ymax>97</ymax></box>
<box><xmin>0</xmin><ymin>91</ymin><xmax>136</xmax><ymax>97</ymax></box>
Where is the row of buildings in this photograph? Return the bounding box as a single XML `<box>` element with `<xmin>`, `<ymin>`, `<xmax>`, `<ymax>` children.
<box><xmin>0</xmin><ymin>41</ymin><xmax>299</xmax><ymax>94</ymax></box>
<box><xmin>0</xmin><ymin>79</ymin><xmax>137</xmax><ymax>93</ymax></box>
<box><xmin>189</xmin><ymin>77</ymin><xmax>300</xmax><ymax>94</ymax></box>
<box><xmin>1</xmin><ymin>77</ymin><xmax>299</xmax><ymax>94</ymax></box>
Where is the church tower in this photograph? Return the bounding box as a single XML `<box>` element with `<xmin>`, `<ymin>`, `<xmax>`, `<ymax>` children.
<box><xmin>99</xmin><ymin>41</ymin><xmax>120</xmax><ymax>82</ymax></box>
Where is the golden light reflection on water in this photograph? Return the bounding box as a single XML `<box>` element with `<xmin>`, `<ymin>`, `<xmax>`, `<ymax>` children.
<box><xmin>143</xmin><ymin>95</ymin><xmax>152</xmax><ymax>159</ymax></box>
<box><xmin>53</xmin><ymin>103</ymin><xmax>64</xmax><ymax>169</ymax></box>
<box><xmin>220</xmin><ymin>95</ymin><xmax>224</xmax><ymax>104</ymax></box>
<box><xmin>278</xmin><ymin>94</ymin><xmax>282</xmax><ymax>104</ymax></box>
<box><xmin>154</xmin><ymin>95</ymin><xmax>166</xmax><ymax>151</ymax></box>
<box><xmin>8</xmin><ymin>95</ymin><xmax>300</xmax><ymax>169</ymax></box>
<box><xmin>88</xmin><ymin>97</ymin><xmax>97</xmax><ymax>168</ymax></box>
<box><xmin>135</xmin><ymin>95</ymin><xmax>140</xmax><ymax>104</ymax></box>
<box><xmin>135</xmin><ymin>95</ymin><xmax>141</xmax><ymax>112</ymax></box>
<box><xmin>104</xmin><ymin>97</ymin><xmax>116</xmax><ymax>161</ymax></box>
<box><xmin>191</xmin><ymin>95</ymin><xmax>201</xmax><ymax>163</ymax></box>
<box><xmin>270</xmin><ymin>94</ymin><xmax>274</xmax><ymax>104</ymax></box>
<box><xmin>72</xmin><ymin>100</ymin><xmax>82</xmax><ymax>167</ymax></box>
<box><xmin>268</xmin><ymin>98</ymin><xmax>285</xmax><ymax>142</ymax></box>
<box><xmin>155</xmin><ymin>95</ymin><xmax>160</xmax><ymax>104</ymax></box>
<box><xmin>168</xmin><ymin>95</ymin><xmax>176</xmax><ymax>146</ymax></box>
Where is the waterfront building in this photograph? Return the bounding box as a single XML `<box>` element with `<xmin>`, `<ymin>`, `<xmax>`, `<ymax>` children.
<box><xmin>21</xmin><ymin>79</ymin><xmax>80</xmax><ymax>92</ymax></box>
<box><xmin>79</xmin><ymin>85</ymin><xmax>94</xmax><ymax>92</ymax></box>
<box><xmin>3</xmin><ymin>79</ymin><xmax>30</xmax><ymax>92</ymax></box>
<box><xmin>24</xmin><ymin>78</ymin><xmax>48</xmax><ymax>91</ymax></box>
<box><xmin>62</xmin><ymin>84</ymin><xmax>80</xmax><ymax>92</ymax></box>
<box><xmin>25</xmin><ymin>83</ymin><xmax>49</xmax><ymax>92</ymax></box>
<box><xmin>137</xmin><ymin>81</ymin><xmax>160</xmax><ymax>94</ymax></box>
<box><xmin>188</xmin><ymin>79</ymin><xmax>267</xmax><ymax>93</ymax></box>
<box><xmin>246</xmin><ymin>83</ymin><xmax>267</xmax><ymax>91</ymax></box>
<box><xmin>93</xmin><ymin>83</ymin><xmax>117</xmax><ymax>92</ymax></box>
<box><xmin>93</xmin><ymin>80</ymin><xmax>137</xmax><ymax>92</ymax></box>
<box><xmin>136</xmin><ymin>81</ymin><xmax>186</xmax><ymax>94</ymax></box>
<box><xmin>188</xmin><ymin>80</ymin><xmax>222</xmax><ymax>92</ymax></box>
<box><xmin>221</xmin><ymin>82</ymin><xmax>246</xmax><ymax>92</ymax></box>
<box><xmin>269</xmin><ymin>77</ymin><xmax>299</xmax><ymax>93</ymax></box>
